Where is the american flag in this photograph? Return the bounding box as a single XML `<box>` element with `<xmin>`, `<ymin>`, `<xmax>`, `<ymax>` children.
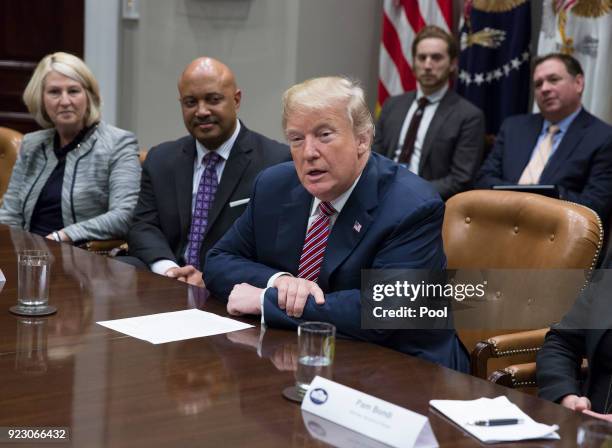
<box><xmin>376</xmin><ymin>0</ymin><xmax>453</xmax><ymax>115</ymax></box>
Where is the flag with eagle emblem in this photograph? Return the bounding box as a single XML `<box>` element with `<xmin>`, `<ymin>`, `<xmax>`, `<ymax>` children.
<box><xmin>456</xmin><ymin>0</ymin><xmax>532</xmax><ymax>135</ymax></box>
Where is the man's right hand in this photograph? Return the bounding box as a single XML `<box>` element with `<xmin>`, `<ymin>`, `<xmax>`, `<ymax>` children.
<box><xmin>560</xmin><ymin>394</ymin><xmax>591</xmax><ymax>412</ymax></box>
<box><xmin>273</xmin><ymin>276</ymin><xmax>325</xmax><ymax>318</ymax></box>
<box><xmin>165</xmin><ymin>265</ymin><xmax>204</xmax><ymax>287</ymax></box>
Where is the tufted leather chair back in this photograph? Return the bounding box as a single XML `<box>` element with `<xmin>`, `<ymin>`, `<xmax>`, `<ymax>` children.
<box><xmin>443</xmin><ymin>190</ymin><xmax>602</xmax><ymax>270</ymax></box>
<box><xmin>0</xmin><ymin>127</ymin><xmax>23</xmax><ymax>204</ymax></box>
<box><xmin>443</xmin><ymin>190</ymin><xmax>603</xmax><ymax>382</ymax></box>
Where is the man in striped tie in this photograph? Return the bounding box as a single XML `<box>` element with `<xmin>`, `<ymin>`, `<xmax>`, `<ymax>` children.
<box><xmin>205</xmin><ymin>76</ymin><xmax>468</xmax><ymax>371</ymax></box>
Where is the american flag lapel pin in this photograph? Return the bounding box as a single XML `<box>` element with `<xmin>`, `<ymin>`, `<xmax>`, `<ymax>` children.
<box><xmin>353</xmin><ymin>221</ymin><xmax>362</xmax><ymax>233</ymax></box>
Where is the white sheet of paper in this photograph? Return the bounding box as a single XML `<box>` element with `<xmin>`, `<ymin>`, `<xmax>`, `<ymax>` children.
<box><xmin>0</xmin><ymin>268</ymin><xmax>5</xmax><ymax>282</ymax></box>
<box><xmin>429</xmin><ymin>396</ymin><xmax>560</xmax><ymax>443</ymax></box>
<box><xmin>97</xmin><ymin>309</ymin><xmax>253</xmax><ymax>344</ymax></box>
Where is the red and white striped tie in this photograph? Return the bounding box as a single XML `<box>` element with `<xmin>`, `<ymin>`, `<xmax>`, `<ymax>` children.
<box><xmin>297</xmin><ymin>201</ymin><xmax>336</xmax><ymax>282</ymax></box>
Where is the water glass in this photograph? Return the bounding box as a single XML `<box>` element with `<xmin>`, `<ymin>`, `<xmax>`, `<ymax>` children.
<box><xmin>577</xmin><ymin>420</ymin><xmax>612</xmax><ymax>447</ymax></box>
<box><xmin>295</xmin><ymin>322</ymin><xmax>335</xmax><ymax>396</ymax></box>
<box><xmin>17</xmin><ymin>250</ymin><xmax>51</xmax><ymax>308</ymax></box>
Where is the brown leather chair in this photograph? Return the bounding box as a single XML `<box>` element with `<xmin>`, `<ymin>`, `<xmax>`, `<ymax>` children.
<box><xmin>0</xmin><ymin>127</ymin><xmax>23</xmax><ymax>204</ymax></box>
<box><xmin>139</xmin><ymin>148</ymin><xmax>148</xmax><ymax>165</ymax></box>
<box><xmin>77</xmin><ymin>239</ymin><xmax>126</xmax><ymax>255</ymax></box>
<box><xmin>443</xmin><ymin>190</ymin><xmax>603</xmax><ymax>389</ymax></box>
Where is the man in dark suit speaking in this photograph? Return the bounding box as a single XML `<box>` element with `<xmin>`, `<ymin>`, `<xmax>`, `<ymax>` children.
<box><xmin>205</xmin><ymin>76</ymin><xmax>468</xmax><ymax>371</ymax></box>
<box><xmin>127</xmin><ymin>57</ymin><xmax>289</xmax><ymax>286</ymax></box>
<box><xmin>373</xmin><ymin>25</ymin><xmax>485</xmax><ymax>200</ymax></box>
<box><xmin>476</xmin><ymin>53</ymin><xmax>612</xmax><ymax>221</ymax></box>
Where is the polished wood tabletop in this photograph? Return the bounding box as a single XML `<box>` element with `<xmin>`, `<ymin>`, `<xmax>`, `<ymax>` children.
<box><xmin>0</xmin><ymin>226</ymin><xmax>593</xmax><ymax>447</ymax></box>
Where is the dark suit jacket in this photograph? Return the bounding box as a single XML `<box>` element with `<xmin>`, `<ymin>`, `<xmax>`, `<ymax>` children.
<box><xmin>205</xmin><ymin>153</ymin><xmax>469</xmax><ymax>372</ymax></box>
<box><xmin>537</xmin><ymin>328</ymin><xmax>609</xmax><ymax>413</ymax></box>
<box><xmin>127</xmin><ymin>124</ymin><xmax>290</xmax><ymax>269</ymax></box>
<box><xmin>372</xmin><ymin>89</ymin><xmax>485</xmax><ymax>200</ymax></box>
<box><xmin>476</xmin><ymin>109</ymin><xmax>612</xmax><ymax>221</ymax></box>
<box><xmin>537</xmin><ymin>272</ymin><xmax>612</xmax><ymax>413</ymax></box>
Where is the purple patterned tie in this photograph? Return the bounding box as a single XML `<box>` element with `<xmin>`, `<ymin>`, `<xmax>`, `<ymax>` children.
<box><xmin>185</xmin><ymin>152</ymin><xmax>222</xmax><ymax>268</ymax></box>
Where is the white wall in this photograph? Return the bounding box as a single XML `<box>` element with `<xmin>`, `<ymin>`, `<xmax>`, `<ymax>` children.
<box><xmin>84</xmin><ymin>0</ymin><xmax>120</xmax><ymax>126</ymax></box>
<box><xmin>116</xmin><ymin>0</ymin><xmax>382</xmax><ymax>149</ymax></box>
<box><xmin>295</xmin><ymin>0</ymin><xmax>382</xmax><ymax>110</ymax></box>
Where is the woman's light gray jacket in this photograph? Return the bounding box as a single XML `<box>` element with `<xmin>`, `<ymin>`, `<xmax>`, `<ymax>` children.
<box><xmin>0</xmin><ymin>122</ymin><xmax>141</xmax><ymax>242</ymax></box>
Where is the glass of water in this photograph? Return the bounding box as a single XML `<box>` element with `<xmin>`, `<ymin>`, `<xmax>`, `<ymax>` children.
<box><xmin>17</xmin><ymin>250</ymin><xmax>51</xmax><ymax>308</ymax></box>
<box><xmin>577</xmin><ymin>420</ymin><xmax>612</xmax><ymax>447</ymax></box>
<box><xmin>295</xmin><ymin>322</ymin><xmax>335</xmax><ymax>397</ymax></box>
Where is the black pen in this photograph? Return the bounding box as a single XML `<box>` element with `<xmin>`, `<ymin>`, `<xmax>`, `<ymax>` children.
<box><xmin>472</xmin><ymin>418</ymin><xmax>524</xmax><ymax>426</ymax></box>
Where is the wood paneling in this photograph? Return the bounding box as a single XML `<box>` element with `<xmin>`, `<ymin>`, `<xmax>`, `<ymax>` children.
<box><xmin>0</xmin><ymin>0</ymin><xmax>84</xmax><ymax>133</ymax></box>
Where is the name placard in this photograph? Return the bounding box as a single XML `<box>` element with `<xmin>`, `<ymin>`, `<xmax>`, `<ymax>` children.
<box><xmin>301</xmin><ymin>376</ymin><xmax>438</xmax><ymax>448</ymax></box>
<box><xmin>0</xmin><ymin>269</ymin><xmax>5</xmax><ymax>283</ymax></box>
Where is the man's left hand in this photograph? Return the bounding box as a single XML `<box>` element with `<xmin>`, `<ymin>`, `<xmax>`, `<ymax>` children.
<box><xmin>582</xmin><ymin>409</ymin><xmax>612</xmax><ymax>422</ymax></box>
<box><xmin>166</xmin><ymin>265</ymin><xmax>204</xmax><ymax>287</ymax></box>
<box><xmin>227</xmin><ymin>283</ymin><xmax>264</xmax><ymax>316</ymax></box>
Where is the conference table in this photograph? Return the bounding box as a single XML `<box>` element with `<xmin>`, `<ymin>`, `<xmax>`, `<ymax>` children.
<box><xmin>0</xmin><ymin>225</ymin><xmax>593</xmax><ymax>447</ymax></box>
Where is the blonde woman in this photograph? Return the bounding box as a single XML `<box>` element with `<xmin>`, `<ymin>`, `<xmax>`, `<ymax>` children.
<box><xmin>0</xmin><ymin>52</ymin><xmax>141</xmax><ymax>242</ymax></box>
